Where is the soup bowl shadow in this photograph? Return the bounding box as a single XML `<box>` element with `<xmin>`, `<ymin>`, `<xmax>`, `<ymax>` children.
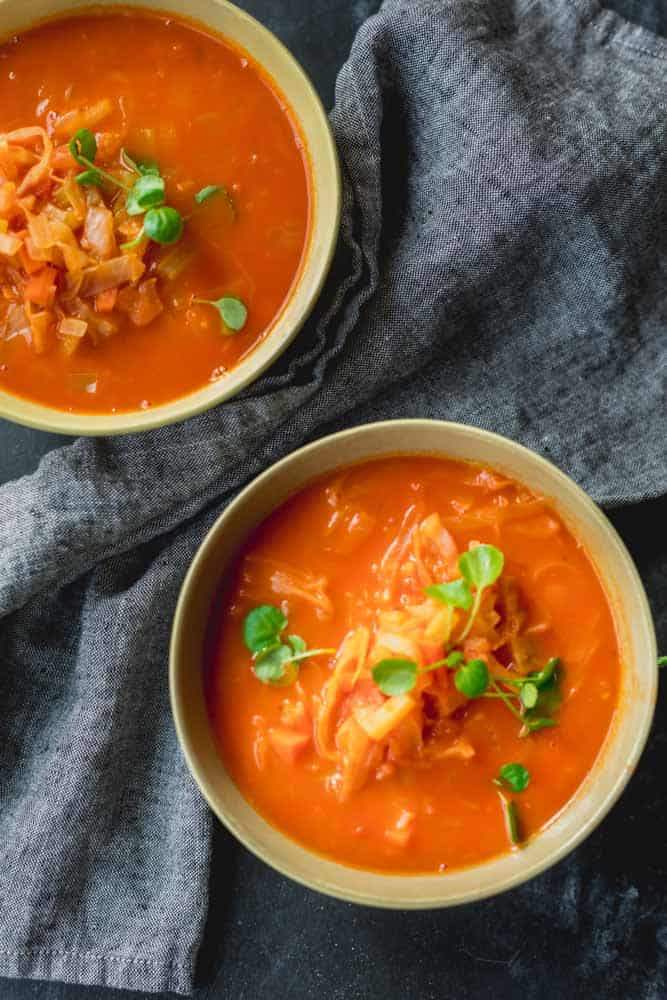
<box><xmin>0</xmin><ymin>0</ymin><xmax>340</xmax><ymax>435</ymax></box>
<box><xmin>170</xmin><ymin>420</ymin><xmax>657</xmax><ymax>907</ymax></box>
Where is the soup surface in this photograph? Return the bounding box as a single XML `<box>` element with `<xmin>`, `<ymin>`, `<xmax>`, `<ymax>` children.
<box><xmin>0</xmin><ymin>10</ymin><xmax>310</xmax><ymax>413</ymax></box>
<box><xmin>206</xmin><ymin>457</ymin><xmax>621</xmax><ymax>874</ymax></box>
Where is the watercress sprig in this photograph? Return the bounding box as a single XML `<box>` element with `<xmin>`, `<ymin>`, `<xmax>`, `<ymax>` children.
<box><xmin>243</xmin><ymin>604</ymin><xmax>334</xmax><ymax>686</ymax></box>
<box><xmin>194</xmin><ymin>184</ymin><xmax>235</xmax><ymax>215</ymax></box>
<box><xmin>70</xmin><ymin>129</ymin><xmax>131</xmax><ymax>192</ymax></box>
<box><xmin>371</xmin><ymin>653</ymin><xmax>488</xmax><ymax>698</ymax></box>
<box><xmin>194</xmin><ymin>295</ymin><xmax>248</xmax><ymax>333</ymax></box>
<box><xmin>70</xmin><ymin>130</ymin><xmax>185</xmax><ymax>248</ymax></box>
<box><xmin>494</xmin><ymin>762</ymin><xmax>530</xmax><ymax>793</ymax></box>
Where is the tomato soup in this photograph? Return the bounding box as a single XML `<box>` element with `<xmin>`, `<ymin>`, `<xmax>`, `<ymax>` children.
<box><xmin>0</xmin><ymin>10</ymin><xmax>310</xmax><ymax>413</ymax></box>
<box><xmin>206</xmin><ymin>457</ymin><xmax>621</xmax><ymax>875</ymax></box>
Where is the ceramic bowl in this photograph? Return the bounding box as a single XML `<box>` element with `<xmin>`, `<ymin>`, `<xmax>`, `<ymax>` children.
<box><xmin>170</xmin><ymin>419</ymin><xmax>657</xmax><ymax>907</ymax></box>
<box><xmin>0</xmin><ymin>0</ymin><xmax>340</xmax><ymax>434</ymax></box>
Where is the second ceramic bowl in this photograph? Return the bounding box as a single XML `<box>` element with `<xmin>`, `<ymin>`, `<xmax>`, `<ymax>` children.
<box><xmin>170</xmin><ymin>420</ymin><xmax>657</xmax><ymax>907</ymax></box>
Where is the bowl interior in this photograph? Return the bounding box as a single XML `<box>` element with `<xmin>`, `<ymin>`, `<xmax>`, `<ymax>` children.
<box><xmin>171</xmin><ymin>420</ymin><xmax>657</xmax><ymax>907</ymax></box>
<box><xmin>0</xmin><ymin>0</ymin><xmax>340</xmax><ymax>434</ymax></box>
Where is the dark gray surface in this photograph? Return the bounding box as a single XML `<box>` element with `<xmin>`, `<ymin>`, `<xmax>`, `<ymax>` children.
<box><xmin>1</xmin><ymin>1</ymin><xmax>665</xmax><ymax>998</ymax></box>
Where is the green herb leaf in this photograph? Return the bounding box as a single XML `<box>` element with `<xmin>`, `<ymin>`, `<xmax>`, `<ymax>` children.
<box><xmin>454</xmin><ymin>658</ymin><xmax>489</xmax><ymax>698</ymax></box>
<box><xmin>243</xmin><ymin>604</ymin><xmax>287</xmax><ymax>653</ymax></box>
<box><xmin>143</xmin><ymin>206</ymin><xmax>184</xmax><ymax>245</ymax></box>
<box><xmin>288</xmin><ymin>634</ymin><xmax>306</xmax><ymax>656</ymax></box>
<box><xmin>195</xmin><ymin>184</ymin><xmax>223</xmax><ymax>204</ymax></box>
<box><xmin>498</xmin><ymin>793</ymin><xmax>521</xmax><ymax>846</ymax></box>
<box><xmin>520</xmin><ymin>682</ymin><xmax>539</xmax><ymax>709</ymax></box>
<box><xmin>126</xmin><ymin>173</ymin><xmax>166</xmax><ymax>216</ymax></box>
<box><xmin>195</xmin><ymin>295</ymin><xmax>248</xmax><ymax>334</ymax></box>
<box><xmin>458</xmin><ymin>544</ymin><xmax>505</xmax><ymax>642</ymax></box>
<box><xmin>522</xmin><ymin>717</ymin><xmax>558</xmax><ymax>736</ymax></box>
<box><xmin>253</xmin><ymin>644</ymin><xmax>295</xmax><ymax>685</ymax></box>
<box><xmin>497</xmin><ymin>762</ymin><xmax>531</xmax><ymax>793</ymax></box>
<box><xmin>69</xmin><ymin>128</ymin><xmax>97</xmax><ymax>165</ymax></box>
<box><xmin>445</xmin><ymin>650</ymin><xmax>465</xmax><ymax>667</ymax></box>
<box><xmin>459</xmin><ymin>544</ymin><xmax>504</xmax><ymax>591</ymax></box>
<box><xmin>658</xmin><ymin>656</ymin><xmax>667</xmax><ymax>669</ymax></box>
<box><xmin>372</xmin><ymin>658</ymin><xmax>418</xmax><ymax>696</ymax></box>
<box><xmin>75</xmin><ymin>169</ymin><xmax>103</xmax><ymax>187</ymax></box>
<box><xmin>425</xmin><ymin>579</ymin><xmax>473</xmax><ymax>611</ymax></box>
<box><xmin>529</xmin><ymin>657</ymin><xmax>559</xmax><ymax>689</ymax></box>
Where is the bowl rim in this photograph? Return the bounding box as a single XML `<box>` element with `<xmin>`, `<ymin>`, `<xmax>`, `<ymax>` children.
<box><xmin>0</xmin><ymin>0</ymin><xmax>341</xmax><ymax>435</ymax></box>
<box><xmin>170</xmin><ymin>418</ymin><xmax>658</xmax><ymax>907</ymax></box>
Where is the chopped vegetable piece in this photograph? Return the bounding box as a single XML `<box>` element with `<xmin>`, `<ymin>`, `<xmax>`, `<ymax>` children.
<box><xmin>267</xmin><ymin>727</ymin><xmax>310</xmax><ymax>764</ymax></box>
<box><xmin>58</xmin><ymin>317</ymin><xmax>87</xmax><ymax>338</ymax></box>
<box><xmin>0</xmin><ymin>232</ymin><xmax>21</xmax><ymax>256</ymax></box>
<box><xmin>355</xmin><ymin>693</ymin><xmax>416</xmax><ymax>742</ymax></box>
<box><xmin>25</xmin><ymin>266</ymin><xmax>57</xmax><ymax>307</ymax></box>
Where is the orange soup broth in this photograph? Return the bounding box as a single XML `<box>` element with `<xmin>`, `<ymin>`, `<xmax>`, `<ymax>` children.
<box><xmin>206</xmin><ymin>458</ymin><xmax>621</xmax><ymax>874</ymax></box>
<box><xmin>0</xmin><ymin>10</ymin><xmax>310</xmax><ymax>412</ymax></box>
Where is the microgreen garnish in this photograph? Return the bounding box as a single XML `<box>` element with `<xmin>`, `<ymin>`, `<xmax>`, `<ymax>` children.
<box><xmin>426</xmin><ymin>579</ymin><xmax>473</xmax><ymax>611</ymax></box>
<box><xmin>243</xmin><ymin>605</ymin><xmax>287</xmax><ymax>653</ymax></box>
<box><xmin>143</xmin><ymin>206</ymin><xmax>183</xmax><ymax>245</ymax></box>
<box><xmin>454</xmin><ymin>658</ymin><xmax>488</xmax><ymax>698</ymax></box>
<box><xmin>121</xmin><ymin>206</ymin><xmax>184</xmax><ymax>250</ymax></box>
<box><xmin>194</xmin><ymin>183</ymin><xmax>235</xmax><ymax>210</ymax></box>
<box><xmin>70</xmin><ymin>135</ymin><xmax>184</xmax><ymax>249</ymax></box>
<box><xmin>195</xmin><ymin>295</ymin><xmax>248</xmax><ymax>334</ymax></box>
<box><xmin>498</xmin><ymin>793</ymin><xmax>521</xmax><ymax>847</ymax></box>
<box><xmin>372</xmin><ymin>658</ymin><xmax>418</xmax><ymax>696</ymax></box>
<box><xmin>243</xmin><ymin>604</ymin><xmax>334</xmax><ymax>686</ymax></box>
<box><xmin>483</xmin><ymin>660</ymin><xmax>561</xmax><ymax>737</ymax></box>
<box><xmin>126</xmin><ymin>173</ymin><xmax>166</xmax><ymax>216</ymax></box>
<box><xmin>371</xmin><ymin>541</ymin><xmax>561</xmax><ymax>739</ymax></box>
<box><xmin>458</xmin><ymin>544</ymin><xmax>504</xmax><ymax>640</ymax></box>
<box><xmin>519</xmin><ymin>682</ymin><xmax>539</xmax><ymax>709</ymax></box>
<box><xmin>658</xmin><ymin>656</ymin><xmax>667</xmax><ymax>669</ymax></box>
<box><xmin>494</xmin><ymin>762</ymin><xmax>530</xmax><ymax>793</ymax></box>
<box><xmin>372</xmin><ymin>652</ymin><xmax>487</xmax><ymax>697</ymax></box>
<box><xmin>70</xmin><ymin>129</ymin><xmax>131</xmax><ymax>192</ymax></box>
<box><xmin>75</xmin><ymin>169</ymin><xmax>103</xmax><ymax>187</ymax></box>
<box><xmin>70</xmin><ymin>127</ymin><xmax>97</xmax><ymax>163</ymax></box>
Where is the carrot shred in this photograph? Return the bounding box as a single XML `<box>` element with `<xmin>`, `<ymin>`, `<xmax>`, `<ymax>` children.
<box><xmin>24</xmin><ymin>266</ymin><xmax>57</xmax><ymax>307</ymax></box>
<box><xmin>95</xmin><ymin>288</ymin><xmax>118</xmax><ymax>312</ymax></box>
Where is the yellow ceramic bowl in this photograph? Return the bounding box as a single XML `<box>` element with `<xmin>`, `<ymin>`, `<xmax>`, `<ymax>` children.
<box><xmin>170</xmin><ymin>420</ymin><xmax>657</xmax><ymax>907</ymax></box>
<box><xmin>0</xmin><ymin>0</ymin><xmax>340</xmax><ymax>435</ymax></box>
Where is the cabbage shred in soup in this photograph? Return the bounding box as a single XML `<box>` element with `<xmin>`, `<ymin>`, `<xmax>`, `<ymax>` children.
<box><xmin>206</xmin><ymin>457</ymin><xmax>621</xmax><ymax>875</ymax></box>
<box><xmin>0</xmin><ymin>10</ymin><xmax>310</xmax><ymax>413</ymax></box>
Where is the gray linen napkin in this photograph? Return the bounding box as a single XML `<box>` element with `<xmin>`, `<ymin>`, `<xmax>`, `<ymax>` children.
<box><xmin>1</xmin><ymin>0</ymin><xmax>666</xmax><ymax>993</ymax></box>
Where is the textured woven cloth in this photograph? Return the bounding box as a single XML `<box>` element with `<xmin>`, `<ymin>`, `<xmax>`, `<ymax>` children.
<box><xmin>1</xmin><ymin>0</ymin><xmax>666</xmax><ymax>993</ymax></box>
